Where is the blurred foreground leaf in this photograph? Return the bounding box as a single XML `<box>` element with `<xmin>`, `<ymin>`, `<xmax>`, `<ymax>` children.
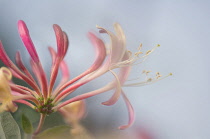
<box><xmin>22</xmin><ymin>114</ymin><xmax>33</xmax><ymax>134</ymax></box>
<box><xmin>34</xmin><ymin>125</ymin><xmax>70</xmax><ymax>139</ymax></box>
<box><xmin>0</xmin><ymin>112</ymin><xmax>21</xmax><ymax>139</ymax></box>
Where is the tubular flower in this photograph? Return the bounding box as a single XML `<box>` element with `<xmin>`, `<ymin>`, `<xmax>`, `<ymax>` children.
<box><xmin>59</xmin><ymin>100</ymin><xmax>86</xmax><ymax>125</ymax></box>
<box><xmin>0</xmin><ymin>67</ymin><xmax>17</xmax><ymax>112</ymax></box>
<box><xmin>59</xmin><ymin>100</ymin><xmax>87</xmax><ymax>135</ymax></box>
<box><xmin>0</xmin><ymin>20</ymin><xmax>170</xmax><ymax>133</ymax></box>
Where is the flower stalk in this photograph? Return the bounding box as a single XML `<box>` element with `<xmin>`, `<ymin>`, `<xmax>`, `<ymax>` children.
<box><xmin>33</xmin><ymin>113</ymin><xmax>46</xmax><ymax>135</ymax></box>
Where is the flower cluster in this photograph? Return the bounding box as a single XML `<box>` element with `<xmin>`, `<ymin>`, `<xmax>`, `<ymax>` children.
<box><xmin>0</xmin><ymin>20</ymin><xmax>171</xmax><ymax>134</ymax></box>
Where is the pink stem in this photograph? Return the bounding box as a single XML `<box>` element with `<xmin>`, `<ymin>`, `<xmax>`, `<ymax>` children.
<box><xmin>15</xmin><ymin>51</ymin><xmax>35</xmax><ymax>82</ymax></box>
<box><xmin>14</xmin><ymin>100</ymin><xmax>35</xmax><ymax>109</ymax></box>
<box><xmin>54</xmin><ymin>83</ymin><xmax>113</xmax><ymax>110</ymax></box>
<box><xmin>33</xmin><ymin>114</ymin><xmax>46</xmax><ymax>135</ymax></box>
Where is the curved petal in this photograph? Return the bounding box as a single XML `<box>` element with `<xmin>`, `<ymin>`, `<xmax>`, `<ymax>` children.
<box><xmin>87</xmin><ymin>32</ymin><xmax>106</xmax><ymax>72</ymax></box>
<box><xmin>18</xmin><ymin>20</ymin><xmax>40</xmax><ymax>62</ymax></box>
<box><xmin>97</xmin><ymin>25</ymin><xmax>126</xmax><ymax>64</ymax></box>
<box><xmin>114</xmin><ymin>23</ymin><xmax>126</xmax><ymax>47</ymax></box>
<box><xmin>15</xmin><ymin>51</ymin><xmax>34</xmax><ymax>81</ymax></box>
<box><xmin>0</xmin><ymin>42</ymin><xmax>40</xmax><ymax>94</ymax></box>
<box><xmin>101</xmin><ymin>70</ymin><xmax>121</xmax><ymax>106</ymax></box>
<box><xmin>53</xmin><ymin>24</ymin><xmax>64</xmax><ymax>57</ymax></box>
<box><xmin>102</xmin><ymin>52</ymin><xmax>131</xmax><ymax>105</ymax></box>
<box><xmin>48</xmin><ymin>47</ymin><xmax>57</xmax><ymax>65</ymax></box>
<box><xmin>55</xmin><ymin>82</ymin><xmax>115</xmax><ymax>110</ymax></box>
<box><xmin>118</xmin><ymin>91</ymin><xmax>135</xmax><ymax>130</ymax></box>
<box><xmin>54</xmin><ymin>32</ymin><xmax>107</xmax><ymax>98</ymax></box>
<box><xmin>62</xmin><ymin>32</ymin><xmax>69</xmax><ymax>58</ymax></box>
<box><xmin>60</xmin><ymin>60</ymin><xmax>70</xmax><ymax>82</ymax></box>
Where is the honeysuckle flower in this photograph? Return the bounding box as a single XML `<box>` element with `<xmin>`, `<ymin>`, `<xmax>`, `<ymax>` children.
<box><xmin>0</xmin><ymin>67</ymin><xmax>35</xmax><ymax>113</ymax></box>
<box><xmin>59</xmin><ymin>100</ymin><xmax>86</xmax><ymax>125</ymax></box>
<box><xmin>59</xmin><ymin>100</ymin><xmax>87</xmax><ymax>136</ymax></box>
<box><xmin>0</xmin><ymin>20</ymin><xmax>106</xmax><ymax>134</ymax></box>
<box><xmin>55</xmin><ymin>23</ymin><xmax>171</xmax><ymax>129</ymax></box>
<box><xmin>0</xmin><ymin>67</ymin><xmax>17</xmax><ymax>112</ymax></box>
<box><xmin>0</xmin><ymin>20</ymin><xmax>170</xmax><ymax>134</ymax></box>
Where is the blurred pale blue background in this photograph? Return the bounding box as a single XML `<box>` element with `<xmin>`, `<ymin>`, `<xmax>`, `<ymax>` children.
<box><xmin>0</xmin><ymin>1</ymin><xmax>210</xmax><ymax>139</ymax></box>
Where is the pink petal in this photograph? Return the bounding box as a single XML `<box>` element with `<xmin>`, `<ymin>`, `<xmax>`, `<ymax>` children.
<box><xmin>114</xmin><ymin>23</ymin><xmax>126</xmax><ymax>47</ymax></box>
<box><xmin>30</xmin><ymin>59</ymin><xmax>48</xmax><ymax>99</ymax></box>
<box><xmin>48</xmin><ymin>47</ymin><xmax>57</xmax><ymax>65</ymax></box>
<box><xmin>54</xmin><ymin>32</ymin><xmax>106</xmax><ymax>96</ymax></box>
<box><xmin>59</xmin><ymin>60</ymin><xmax>70</xmax><ymax>83</ymax></box>
<box><xmin>48</xmin><ymin>58</ymin><xmax>60</xmax><ymax>95</ymax></box>
<box><xmin>18</xmin><ymin>20</ymin><xmax>48</xmax><ymax>97</ymax></box>
<box><xmin>101</xmin><ymin>70</ymin><xmax>121</xmax><ymax>106</ymax></box>
<box><xmin>48</xmin><ymin>25</ymin><xmax>67</xmax><ymax>94</ymax></box>
<box><xmin>30</xmin><ymin>59</ymin><xmax>42</xmax><ymax>87</ymax></box>
<box><xmin>118</xmin><ymin>51</ymin><xmax>131</xmax><ymax>83</ymax></box>
<box><xmin>12</xmin><ymin>93</ymin><xmax>39</xmax><ymax>104</ymax></box>
<box><xmin>62</xmin><ymin>32</ymin><xmax>69</xmax><ymax>58</ymax></box>
<box><xmin>48</xmin><ymin>47</ymin><xmax>70</xmax><ymax>94</ymax></box>
<box><xmin>14</xmin><ymin>100</ymin><xmax>35</xmax><ymax>109</ymax></box>
<box><xmin>55</xmin><ymin>82</ymin><xmax>114</xmax><ymax>110</ymax></box>
<box><xmin>53</xmin><ymin>24</ymin><xmax>64</xmax><ymax>57</ymax></box>
<box><xmin>102</xmin><ymin>52</ymin><xmax>131</xmax><ymax>106</ymax></box>
<box><xmin>0</xmin><ymin>41</ymin><xmax>40</xmax><ymax>94</ymax></box>
<box><xmin>31</xmin><ymin>62</ymin><xmax>48</xmax><ymax>98</ymax></box>
<box><xmin>9</xmin><ymin>68</ymin><xmax>23</xmax><ymax>79</ymax></box>
<box><xmin>97</xmin><ymin>26</ymin><xmax>126</xmax><ymax>64</ymax></box>
<box><xmin>10</xmin><ymin>84</ymin><xmax>32</xmax><ymax>95</ymax></box>
<box><xmin>87</xmin><ymin>32</ymin><xmax>106</xmax><ymax>71</ymax></box>
<box><xmin>118</xmin><ymin>91</ymin><xmax>135</xmax><ymax>130</ymax></box>
<box><xmin>10</xmin><ymin>83</ymin><xmax>38</xmax><ymax>98</ymax></box>
<box><xmin>50</xmin><ymin>59</ymin><xmax>70</xmax><ymax>97</ymax></box>
<box><xmin>15</xmin><ymin>51</ymin><xmax>34</xmax><ymax>81</ymax></box>
<box><xmin>18</xmin><ymin>20</ymin><xmax>39</xmax><ymax>63</ymax></box>
<box><xmin>0</xmin><ymin>41</ymin><xmax>14</xmax><ymax>67</ymax></box>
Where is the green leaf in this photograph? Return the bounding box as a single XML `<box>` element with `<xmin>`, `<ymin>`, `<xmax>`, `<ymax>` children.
<box><xmin>21</xmin><ymin>114</ymin><xmax>33</xmax><ymax>134</ymax></box>
<box><xmin>34</xmin><ymin>125</ymin><xmax>70</xmax><ymax>139</ymax></box>
<box><xmin>0</xmin><ymin>112</ymin><xmax>21</xmax><ymax>139</ymax></box>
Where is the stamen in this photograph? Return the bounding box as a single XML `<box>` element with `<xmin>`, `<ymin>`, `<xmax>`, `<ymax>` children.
<box><xmin>124</xmin><ymin>72</ymin><xmax>172</xmax><ymax>87</ymax></box>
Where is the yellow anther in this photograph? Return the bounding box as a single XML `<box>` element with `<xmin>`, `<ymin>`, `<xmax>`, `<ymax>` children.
<box><xmin>142</xmin><ymin>70</ymin><xmax>151</xmax><ymax>74</ymax></box>
<box><xmin>147</xmin><ymin>78</ymin><xmax>152</xmax><ymax>82</ymax></box>
<box><xmin>156</xmin><ymin>75</ymin><xmax>162</xmax><ymax>79</ymax></box>
<box><xmin>138</xmin><ymin>43</ymin><xmax>143</xmax><ymax>50</ymax></box>
<box><xmin>157</xmin><ymin>44</ymin><xmax>160</xmax><ymax>47</ymax></box>
<box><xmin>135</xmin><ymin>52</ymin><xmax>143</xmax><ymax>56</ymax></box>
<box><xmin>156</xmin><ymin>72</ymin><xmax>160</xmax><ymax>75</ymax></box>
<box><xmin>146</xmin><ymin>50</ymin><xmax>151</xmax><ymax>55</ymax></box>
